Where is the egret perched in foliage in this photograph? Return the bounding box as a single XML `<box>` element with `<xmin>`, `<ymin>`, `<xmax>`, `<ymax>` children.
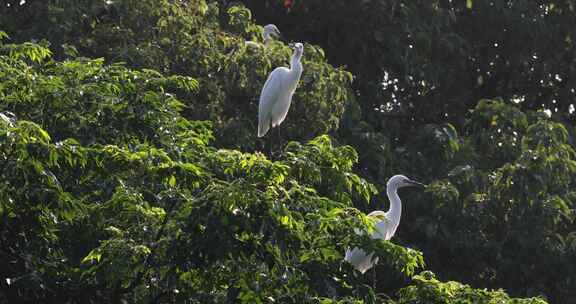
<box><xmin>345</xmin><ymin>175</ymin><xmax>425</xmax><ymax>273</ymax></box>
<box><xmin>262</xmin><ymin>24</ymin><xmax>281</xmax><ymax>44</ymax></box>
<box><xmin>245</xmin><ymin>24</ymin><xmax>281</xmax><ymax>48</ymax></box>
<box><xmin>258</xmin><ymin>42</ymin><xmax>304</xmax><ymax>139</ymax></box>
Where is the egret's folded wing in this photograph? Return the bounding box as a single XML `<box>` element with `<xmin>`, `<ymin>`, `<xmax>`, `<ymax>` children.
<box><xmin>372</xmin><ymin>219</ymin><xmax>390</xmax><ymax>240</ymax></box>
<box><xmin>258</xmin><ymin>68</ymin><xmax>285</xmax><ymax>137</ymax></box>
<box><xmin>368</xmin><ymin>212</ymin><xmax>390</xmax><ymax>240</ymax></box>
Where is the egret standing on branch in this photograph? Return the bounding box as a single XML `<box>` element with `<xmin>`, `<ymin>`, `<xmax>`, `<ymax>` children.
<box><xmin>258</xmin><ymin>42</ymin><xmax>304</xmax><ymax>143</ymax></box>
<box><xmin>345</xmin><ymin>175</ymin><xmax>425</xmax><ymax>274</ymax></box>
<box><xmin>245</xmin><ymin>24</ymin><xmax>281</xmax><ymax>48</ymax></box>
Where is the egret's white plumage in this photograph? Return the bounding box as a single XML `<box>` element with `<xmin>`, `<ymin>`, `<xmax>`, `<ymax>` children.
<box><xmin>262</xmin><ymin>24</ymin><xmax>281</xmax><ymax>44</ymax></box>
<box><xmin>245</xmin><ymin>24</ymin><xmax>281</xmax><ymax>48</ymax></box>
<box><xmin>345</xmin><ymin>175</ymin><xmax>425</xmax><ymax>273</ymax></box>
<box><xmin>258</xmin><ymin>42</ymin><xmax>304</xmax><ymax>137</ymax></box>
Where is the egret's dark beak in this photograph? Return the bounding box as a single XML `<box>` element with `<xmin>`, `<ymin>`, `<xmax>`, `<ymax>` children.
<box><xmin>407</xmin><ymin>179</ymin><xmax>427</xmax><ymax>188</ymax></box>
<box><xmin>277</xmin><ymin>32</ymin><xmax>286</xmax><ymax>42</ymax></box>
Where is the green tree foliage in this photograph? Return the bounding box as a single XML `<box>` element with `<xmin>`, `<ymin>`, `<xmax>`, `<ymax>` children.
<box><xmin>0</xmin><ymin>0</ymin><xmax>352</xmax><ymax>150</ymax></box>
<box><xmin>0</xmin><ymin>33</ymin><xmax>400</xmax><ymax>303</ymax></box>
<box><xmin>236</xmin><ymin>3</ymin><xmax>576</xmax><ymax>301</ymax></box>
<box><xmin>0</xmin><ymin>30</ymin><xmax>547</xmax><ymax>303</ymax></box>
<box><xmin>399</xmin><ymin>99</ymin><xmax>576</xmax><ymax>303</ymax></box>
<box><xmin>397</xmin><ymin>271</ymin><xmax>547</xmax><ymax>304</ymax></box>
<box><xmin>243</xmin><ymin>0</ymin><xmax>576</xmax><ymax>124</ymax></box>
<box><xmin>318</xmin><ymin>101</ymin><xmax>576</xmax><ymax>304</ymax></box>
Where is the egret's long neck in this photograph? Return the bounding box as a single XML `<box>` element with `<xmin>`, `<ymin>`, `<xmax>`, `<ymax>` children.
<box><xmin>286</xmin><ymin>52</ymin><xmax>303</xmax><ymax>91</ymax></box>
<box><xmin>263</xmin><ymin>32</ymin><xmax>271</xmax><ymax>44</ymax></box>
<box><xmin>386</xmin><ymin>184</ymin><xmax>402</xmax><ymax>231</ymax></box>
<box><xmin>290</xmin><ymin>53</ymin><xmax>303</xmax><ymax>76</ymax></box>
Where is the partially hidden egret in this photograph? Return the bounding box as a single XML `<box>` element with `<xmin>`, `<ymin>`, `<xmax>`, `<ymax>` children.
<box><xmin>245</xmin><ymin>24</ymin><xmax>281</xmax><ymax>48</ymax></box>
<box><xmin>257</xmin><ymin>42</ymin><xmax>304</xmax><ymax>139</ymax></box>
<box><xmin>345</xmin><ymin>175</ymin><xmax>425</xmax><ymax>274</ymax></box>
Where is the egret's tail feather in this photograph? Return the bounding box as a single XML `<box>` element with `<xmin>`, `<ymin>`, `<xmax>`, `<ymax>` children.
<box><xmin>258</xmin><ymin>120</ymin><xmax>270</xmax><ymax>137</ymax></box>
<box><xmin>345</xmin><ymin>247</ymin><xmax>378</xmax><ymax>274</ymax></box>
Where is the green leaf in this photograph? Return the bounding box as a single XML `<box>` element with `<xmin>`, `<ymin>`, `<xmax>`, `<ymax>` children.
<box><xmin>81</xmin><ymin>249</ymin><xmax>102</xmax><ymax>264</ymax></box>
<box><xmin>168</xmin><ymin>175</ymin><xmax>177</xmax><ymax>187</ymax></box>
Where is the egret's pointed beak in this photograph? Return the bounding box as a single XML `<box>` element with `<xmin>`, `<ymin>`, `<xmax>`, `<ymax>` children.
<box><xmin>407</xmin><ymin>179</ymin><xmax>427</xmax><ymax>188</ymax></box>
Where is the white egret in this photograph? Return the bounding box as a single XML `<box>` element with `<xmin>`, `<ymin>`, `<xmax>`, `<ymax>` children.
<box><xmin>245</xmin><ymin>24</ymin><xmax>281</xmax><ymax>48</ymax></box>
<box><xmin>257</xmin><ymin>42</ymin><xmax>304</xmax><ymax>139</ymax></box>
<box><xmin>262</xmin><ymin>24</ymin><xmax>281</xmax><ymax>44</ymax></box>
<box><xmin>345</xmin><ymin>175</ymin><xmax>425</xmax><ymax>274</ymax></box>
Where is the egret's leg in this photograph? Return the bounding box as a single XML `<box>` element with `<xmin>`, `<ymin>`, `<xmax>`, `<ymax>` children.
<box><xmin>268</xmin><ymin>121</ymin><xmax>274</xmax><ymax>159</ymax></box>
<box><xmin>268</xmin><ymin>129</ymin><xmax>273</xmax><ymax>159</ymax></box>
<box><xmin>277</xmin><ymin>125</ymin><xmax>282</xmax><ymax>154</ymax></box>
<box><xmin>372</xmin><ymin>265</ymin><xmax>376</xmax><ymax>290</ymax></box>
